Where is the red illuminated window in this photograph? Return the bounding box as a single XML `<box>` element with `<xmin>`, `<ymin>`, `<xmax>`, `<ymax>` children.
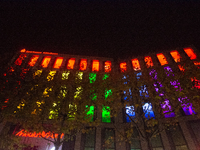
<box><xmin>157</xmin><ymin>53</ymin><xmax>168</xmax><ymax>66</ymax></box>
<box><xmin>105</xmin><ymin>61</ymin><xmax>112</xmax><ymax>72</ymax></box>
<box><xmin>53</xmin><ymin>57</ymin><xmax>63</xmax><ymax>69</ymax></box>
<box><xmin>28</xmin><ymin>55</ymin><xmax>39</xmax><ymax>67</ymax></box>
<box><xmin>131</xmin><ymin>59</ymin><xmax>141</xmax><ymax>71</ymax></box>
<box><xmin>170</xmin><ymin>51</ymin><xmax>181</xmax><ymax>63</ymax></box>
<box><xmin>92</xmin><ymin>60</ymin><xmax>99</xmax><ymax>71</ymax></box>
<box><xmin>120</xmin><ymin>62</ymin><xmax>127</xmax><ymax>72</ymax></box>
<box><xmin>14</xmin><ymin>54</ymin><xmax>27</xmax><ymax>66</ymax></box>
<box><xmin>178</xmin><ymin>65</ymin><xmax>185</xmax><ymax>72</ymax></box>
<box><xmin>191</xmin><ymin>77</ymin><xmax>200</xmax><ymax>89</ymax></box>
<box><xmin>184</xmin><ymin>48</ymin><xmax>197</xmax><ymax>60</ymax></box>
<box><xmin>41</xmin><ymin>56</ymin><xmax>51</xmax><ymax>68</ymax></box>
<box><xmin>67</xmin><ymin>58</ymin><xmax>76</xmax><ymax>69</ymax></box>
<box><xmin>144</xmin><ymin>56</ymin><xmax>154</xmax><ymax>68</ymax></box>
<box><xmin>79</xmin><ymin>59</ymin><xmax>87</xmax><ymax>71</ymax></box>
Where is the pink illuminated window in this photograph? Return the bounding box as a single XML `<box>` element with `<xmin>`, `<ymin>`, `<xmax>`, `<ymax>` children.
<box><xmin>120</xmin><ymin>62</ymin><xmax>127</xmax><ymax>72</ymax></box>
<box><xmin>131</xmin><ymin>59</ymin><xmax>141</xmax><ymax>71</ymax></box>
<box><xmin>157</xmin><ymin>53</ymin><xmax>168</xmax><ymax>66</ymax></box>
<box><xmin>184</xmin><ymin>48</ymin><xmax>197</xmax><ymax>60</ymax></box>
<box><xmin>67</xmin><ymin>58</ymin><xmax>75</xmax><ymax>69</ymax></box>
<box><xmin>53</xmin><ymin>57</ymin><xmax>63</xmax><ymax>69</ymax></box>
<box><xmin>92</xmin><ymin>60</ymin><xmax>99</xmax><ymax>71</ymax></box>
<box><xmin>14</xmin><ymin>54</ymin><xmax>27</xmax><ymax>66</ymax></box>
<box><xmin>144</xmin><ymin>56</ymin><xmax>154</xmax><ymax>68</ymax></box>
<box><xmin>28</xmin><ymin>55</ymin><xmax>39</xmax><ymax>67</ymax></box>
<box><xmin>170</xmin><ymin>51</ymin><xmax>181</xmax><ymax>63</ymax></box>
<box><xmin>41</xmin><ymin>56</ymin><xmax>51</xmax><ymax>68</ymax></box>
<box><xmin>105</xmin><ymin>61</ymin><xmax>111</xmax><ymax>72</ymax></box>
<box><xmin>79</xmin><ymin>59</ymin><xmax>87</xmax><ymax>71</ymax></box>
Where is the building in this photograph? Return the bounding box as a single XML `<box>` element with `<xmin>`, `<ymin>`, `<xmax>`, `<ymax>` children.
<box><xmin>0</xmin><ymin>46</ymin><xmax>200</xmax><ymax>150</ymax></box>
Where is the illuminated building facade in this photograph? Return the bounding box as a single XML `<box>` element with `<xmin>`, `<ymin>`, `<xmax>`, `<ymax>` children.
<box><xmin>1</xmin><ymin>46</ymin><xmax>200</xmax><ymax>150</ymax></box>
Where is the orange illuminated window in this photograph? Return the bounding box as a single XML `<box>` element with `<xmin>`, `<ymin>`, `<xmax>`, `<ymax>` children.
<box><xmin>14</xmin><ymin>54</ymin><xmax>27</xmax><ymax>66</ymax></box>
<box><xmin>67</xmin><ymin>58</ymin><xmax>76</xmax><ymax>69</ymax></box>
<box><xmin>184</xmin><ymin>48</ymin><xmax>197</xmax><ymax>60</ymax></box>
<box><xmin>131</xmin><ymin>59</ymin><xmax>141</xmax><ymax>71</ymax></box>
<box><xmin>178</xmin><ymin>65</ymin><xmax>185</xmax><ymax>72</ymax></box>
<box><xmin>53</xmin><ymin>57</ymin><xmax>63</xmax><ymax>69</ymax></box>
<box><xmin>20</xmin><ymin>49</ymin><xmax>26</xmax><ymax>53</ymax></box>
<box><xmin>105</xmin><ymin>61</ymin><xmax>112</xmax><ymax>72</ymax></box>
<box><xmin>79</xmin><ymin>59</ymin><xmax>87</xmax><ymax>71</ymax></box>
<box><xmin>144</xmin><ymin>56</ymin><xmax>154</xmax><ymax>68</ymax></box>
<box><xmin>41</xmin><ymin>56</ymin><xmax>51</xmax><ymax>68</ymax></box>
<box><xmin>157</xmin><ymin>53</ymin><xmax>168</xmax><ymax>66</ymax></box>
<box><xmin>92</xmin><ymin>60</ymin><xmax>100</xmax><ymax>71</ymax></box>
<box><xmin>120</xmin><ymin>62</ymin><xmax>127</xmax><ymax>72</ymax></box>
<box><xmin>170</xmin><ymin>50</ymin><xmax>181</xmax><ymax>62</ymax></box>
<box><xmin>28</xmin><ymin>55</ymin><xmax>39</xmax><ymax>67</ymax></box>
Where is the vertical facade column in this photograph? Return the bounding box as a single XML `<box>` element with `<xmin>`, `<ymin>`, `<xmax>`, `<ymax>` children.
<box><xmin>74</xmin><ymin>132</ymin><xmax>82</xmax><ymax>150</ymax></box>
<box><xmin>179</xmin><ymin>121</ymin><xmax>197</xmax><ymax>150</ymax></box>
<box><xmin>115</xmin><ymin>127</ymin><xmax>126</xmax><ymax>150</ymax></box>
<box><xmin>160</xmin><ymin>130</ymin><xmax>172</xmax><ymax>150</ymax></box>
<box><xmin>95</xmin><ymin>127</ymin><xmax>102</xmax><ymax>150</ymax></box>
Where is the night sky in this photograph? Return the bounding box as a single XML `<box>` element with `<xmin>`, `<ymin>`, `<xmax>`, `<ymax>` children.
<box><xmin>1</xmin><ymin>1</ymin><xmax>200</xmax><ymax>60</ymax></box>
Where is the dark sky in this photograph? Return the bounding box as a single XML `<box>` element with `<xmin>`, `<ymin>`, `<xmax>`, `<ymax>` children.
<box><xmin>1</xmin><ymin>1</ymin><xmax>200</xmax><ymax>60</ymax></box>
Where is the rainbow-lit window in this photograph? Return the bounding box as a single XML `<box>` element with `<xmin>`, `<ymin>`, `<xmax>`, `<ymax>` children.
<box><xmin>80</xmin><ymin>59</ymin><xmax>87</xmax><ymax>71</ymax></box>
<box><xmin>53</xmin><ymin>57</ymin><xmax>63</xmax><ymax>69</ymax></box>
<box><xmin>105</xmin><ymin>61</ymin><xmax>111</xmax><ymax>72</ymax></box>
<box><xmin>157</xmin><ymin>53</ymin><xmax>168</xmax><ymax>66</ymax></box>
<box><xmin>184</xmin><ymin>48</ymin><xmax>197</xmax><ymax>60</ymax></box>
<box><xmin>170</xmin><ymin>50</ymin><xmax>181</xmax><ymax>63</ymax></box>
<box><xmin>131</xmin><ymin>59</ymin><xmax>141</xmax><ymax>71</ymax></box>
<box><xmin>41</xmin><ymin>56</ymin><xmax>51</xmax><ymax>68</ymax></box>
<box><xmin>28</xmin><ymin>55</ymin><xmax>39</xmax><ymax>67</ymax></box>
<box><xmin>15</xmin><ymin>54</ymin><xmax>27</xmax><ymax>66</ymax></box>
<box><xmin>144</xmin><ymin>56</ymin><xmax>153</xmax><ymax>68</ymax></box>
<box><xmin>120</xmin><ymin>62</ymin><xmax>127</xmax><ymax>72</ymax></box>
<box><xmin>67</xmin><ymin>58</ymin><xmax>76</xmax><ymax>69</ymax></box>
<box><xmin>92</xmin><ymin>60</ymin><xmax>99</xmax><ymax>72</ymax></box>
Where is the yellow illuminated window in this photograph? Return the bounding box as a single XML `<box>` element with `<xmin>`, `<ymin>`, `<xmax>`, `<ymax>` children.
<box><xmin>47</xmin><ymin>71</ymin><xmax>56</xmax><ymax>81</ymax></box>
<box><xmin>62</xmin><ymin>71</ymin><xmax>70</xmax><ymax>80</ymax></box>
<box><xmin>157</xmin><ymin>53</ymin><xmax>168</xmax><ymax>66</ymax></box>
<box><xmin>131</xmin><ymin>59</ymin><xmax>141</xmax><ymax>71</ymax></box>
<box><xmin>144</xmin><ymin>56</ymin><xmax>154</xmax><ymax>68</ymax></box>
<box><xmin>53</xmin><ymin>57</ymin><xmax>63</xmax><ymax>69</ymax></box>
<box><xmin>34</xmin><ymin>70</ymin><xmax>43</xmax><ymax>77</ymax></box>
<box><xmin>170</xmin><ymin>51</ymin><xmax>181</xmax><ymax>62</ymax></box>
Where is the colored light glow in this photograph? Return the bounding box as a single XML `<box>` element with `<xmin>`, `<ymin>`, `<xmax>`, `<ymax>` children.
<box><xmin>125</xmin><ymin>106</ymin><xmax>135</xmax><ymax>122</ymax></box>
<box><xmin>20</xmin><ymin>49</ymin><xmax>26</xmax><ymax>52</ymax></box>
<box><xmin>92</xmin><ymin>60</ymin><xmax>99</xmax><ymax>71</ymax></box>
<box><xmin>68</xmin><ymin>104</ymin><xmax>77</xmax><ymax>120</ymax></box>
<box><xmin>53</xmin><ymin>57</ymin><xmax>63</xmax><ymax>69</ymax></box>
<box><xmin>131</xmin><ymin>59</ymin><xmax>141</xmax><ymax>71</ymax></box>
<box><xmin>184</xmin><ymin>47</ymin><xmax>197</xmax><ymax>60</ymax></box>
<box><xmin>43</xmin><ymin>52</ymin><xmax>58</xmax><ymax>55</ymax></box>
<box><xmin>34</xmin><ymin>70</ymin><xmax>43</xmax><ymax>77</ymax></box>
<box><xmin>178</xmin><ymin>65</ymin><xmax>185</xmax><ymax>71</ymax></box>
<box><xmin>191</xmin><ymin>77</ymin><xmax>200</xmax><ymax>89</ymax></box>
<box><xmin>15</xmin><ymin>129</ymin><xmax>64</xmax><ymax>139</ymax></box>
<box><xmin>67</xmin><ymin>58</ymin><xmax>75</xmax><ymax>69</ymax></box>
<box><xmin>144</xmin><ymin>56</ymin><xmax>154</xmax><ymax>68</ymax></box>
<box><xmin>74</xmin><ymin>86</ymin><xmax>82</xmax><ymax>99</ymax></box>
<box><xmin>105</xmin><ymin>89</ymin><xmax>112</xmax><ymax>99</ymax></box>
<box><xmin>157</xmin><ymin>53</ymin><xmax>168</xmax><ymax>66</ymax></box>
<box><xmin>194</xmin><ymin>61</ymin><xmax>200</xmax><ymax>68</ymax></box>
<box><xmin>15</xmin><ymin>54</ymin><xmax>27</xmax><ymax>66</ymax></box>
<box><xmin>86</xmin><ymin>105</ymin><xmax>94</xmax><ymax>121</ymax></box>
<box><xmin>142</xmin><ymin>103</ymin><xmax>155</xmax><ymax>119</ymax></box>
<box><xmin>47</xmin><ymin>71</ymin><xmax>56</xmax><ymax>81</ymax></box>
<box><xmin>41</xmin><ymin>56</ymin><xmax>51</xmax><ymax>68</ymax></box>
<box><xmin>170</xmin><ymin>50</ymin><xmax>181</xmax><ymax>63</ymax></box>
<box><xmin>120</xmin><ymin>62</ymin><xmax>127</xmax><ymax>72</ymax></box>
<box><xmin>105</xmin><ymin>61</ymin><xmax>111</xmax><ymax>72</ymax></box>
<box><xmin>62</xmin><ymin>71</ymin><xmax>70</xmax><ymax>80</ymax></box>
<box><xmin>89</xmin><ymin>73</ymin><xmax>96</xmax><ymax>83</ymax></box>
<box><xmin>103</xmin><ymin>74</ymin><xmax>110</xmax><ymax>80</ymax></box>
<box><xmin>102</xmin><ymin>106</ymin><xmax>111</xmax><ymax>123</ymax></box>
<box><xmin>28</xmin><ymin>55</ymin><xmax>39</xmax><ymax>67</ymax></box>
<box><xmin>79</xmin><ymin>59</ymin><xmax>87</xmax><ymax>71</ymax></box>
<box><xmin>76</xmin><ymin>72</ymin><xmax>83</xmax><ymax>80</ymax></box>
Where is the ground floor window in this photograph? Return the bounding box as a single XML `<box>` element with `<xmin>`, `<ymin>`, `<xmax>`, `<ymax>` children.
<box><xmin>102</xmin><ymin>128</ymin><xmax>115</xmax><ymax>150</ymax></box>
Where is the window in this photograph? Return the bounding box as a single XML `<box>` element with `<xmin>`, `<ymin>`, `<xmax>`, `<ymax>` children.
<box><xmin>53</xmin><ymin>57</ymin><xmax>63</xmax><ymax>69</ymax></box>
<box><xmin>127</xmin><ymin>128</ymin><xmax>141</xmax><ymax>150</ymax></box>
<box><xmin>80</xmin><ymin>59</ymin><xmax>87</xmax><ymax>71</ymax></box>
<box><xmin>82</xmin><ymin>128</ymin><xmax>96</xmax><ymax>150</ymax></box>
<box><xmin>105</xmin><ymin>61</ymin><xmax>111</xmax><ymax>72</ymax></box>
<box><xmin>62</xmin><ymin>135</ymin><xmax>76</xmax><ymax>150</ymax></box>
<box><xmin>183</xmin><ymin>47</ymin><xmax>197</xmax><ymax>60</ymax></box>
<box><xmin>144</xmin><ymin>56</ymin><xmax>154</xmax><ymax>68</ymax></box>
<box><xmin>131</xmin><ymin>59</ymin><xmax>141</xmax><ymax>71</ymax></box>
<box><xmin>168</xmin><ymin>125</ymin><xmax>188</xmax><ymax>150</ymax></box>
<box><xmin>120</xmin><ymin>62</ymin><xmax>127</xmax><ymax>72</ymax></box>
<box><xmin>67</xmin><ymin>58</ymin><xmax>76</xmax><ymax>69</ymax></box>
<box><xmin>157</xmin><ymin>53</ymin><xmax>168</xmax><ymax>66</ymax></box>
<box><xmin>102</xmin><ymin>129</ymin><xmax>115</xmax><ymax>150</ymax></box>
<box><xmin>41</xmin><ymin>56</ymin><xmax>51</xmax><ymax>68</ymax></box>
<box><xmin>170</xmin><ymin>50</ymin><xmax>181</xmax><ymax>63</ymax></box>
<box><xmin>189</xmin><ymin>121</ymin><xmax>200</xmax><ymax>145</ymax></box>
<box><xmin>28</xmin><ymin>55</ymin><xmax>39</xmax><ymax>67</ymax></box>
<box><xmin>92</xmin><ymin>60</ymin><xmax>99</xmax><ymax>71</ymax></box>
<box><xmin>151</xmin><ymin>134</ymin><xmax>164</xmax><ymax>150</ymax></box>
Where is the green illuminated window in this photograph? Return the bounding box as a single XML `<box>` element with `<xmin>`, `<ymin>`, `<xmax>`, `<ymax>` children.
<box><xmin>103</xmin><ymin>74</ymin><xmax>110</xmax><ymax>80</ymax></box>
<box><xmin>105</xmin><ymin>89</ymin><xmax>112</xmax><ymax>99</ymax></box>
<box><xmin>89</xmin><ymin>73</ymin><xmax>97</xmax><ymax>83</ymax></box>
<box><xmin>85</xmin><ymin>105</ymin><xmax>95</xmax><ymax>121</ymax></box>
<box><xmin>102</xmin><ymin>106</ymin><xmax>111</xmax><ymax>123</ymax></box>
